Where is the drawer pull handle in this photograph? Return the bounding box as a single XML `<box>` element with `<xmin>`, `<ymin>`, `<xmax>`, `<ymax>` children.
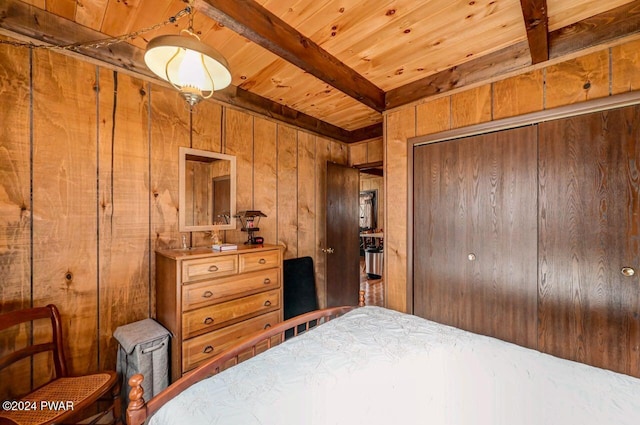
<box><xmin>264</xmin><ymin>324</ymin><xmax>271</xmax><ymax>330</ymax></box>
<box><xmin>263</xmin><ymin>300</ymin><xmax>272</xmax><ymax>307</ymax></box>
<box><xmin>258</xmin><ymin>258</ymin><xmax>266</xmax><ymax>264</ymax></box>
<box><xmin>204</xmin><ymin>317</ymin><xmax>214</xmax><ymax>325</ymax></box>
<box><xmin>263</xmin><ymin>278</ymin><xmax>271</xmax><ymax>285</ymax></box>
<box><xmin>208</xmin><ymin>265</ymin><xmax>219</xmax><ymax>272</ymax></box>
<box><xmin>203</xmin><ymin>345</ymin><xmax>214</xmax><ymax>354</ymax></box>
<box><xmin>202</xmin><ymin>291</ymin><xmax>213</xmax><ymax>298</ymax></box>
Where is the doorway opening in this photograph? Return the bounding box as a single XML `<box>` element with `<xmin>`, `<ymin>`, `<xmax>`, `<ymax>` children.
<box><xmin>359</xmin><ymin>170</ymin><xmax>384</xmax><ymax>307</ymax></box>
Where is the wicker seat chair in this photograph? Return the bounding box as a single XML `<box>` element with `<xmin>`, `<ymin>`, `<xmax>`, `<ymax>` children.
<box><xmin>0</xmin><ymin>305</ymin><xmax>121</xmax><ymax>425</ymax></box>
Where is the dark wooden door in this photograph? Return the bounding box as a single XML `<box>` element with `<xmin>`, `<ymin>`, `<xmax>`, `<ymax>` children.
<box><xmin>538</xmin><ymin>106</ymin><xmax>640</xmax><ymax>376</ymax></box>
<box><xmin>212</xmin><ymin>176</ymin><xmax>230</xmax><ymax>222</ymax></box>
<box><xmin>413</xmin><ymin>126</ymin><xmax>538</xmax><ymax>348</ymax></box>
<box><xmin>326</xmin><ymin>162</ymin><xmax>360</xmax><ymax>307</ymax></box>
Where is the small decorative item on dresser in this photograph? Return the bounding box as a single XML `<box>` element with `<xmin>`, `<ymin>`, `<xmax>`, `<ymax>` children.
<box><xmin>235</xmin><ymin>210</ymin><xmax>267</xmax><ymax>244</ymax></box>
<box><xmin>212</xmin><ymin>243</ymin><xmax>238</xmax><ymax>251</ymax></box>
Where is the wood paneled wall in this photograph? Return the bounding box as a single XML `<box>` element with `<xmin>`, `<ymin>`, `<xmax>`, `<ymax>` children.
<box><xmin>383</xmin><ymin>38</ymin><xmax>640</xmax><ymax>312</ymax></box>
<box><xmin>349</xmin><ymin>138</ymin><xmax>383</xmax><ymax>165</ymax></box>
<box><xmin>0</xmin><ymin>38</ymin><xmax>347</xmax><ymax>398</ymax></box>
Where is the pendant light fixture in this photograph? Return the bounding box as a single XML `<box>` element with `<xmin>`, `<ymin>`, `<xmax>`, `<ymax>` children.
<box><xmin>144</xmin><ymin>4</ymin><xmax>231</xmax><ymax>107</ymax></box>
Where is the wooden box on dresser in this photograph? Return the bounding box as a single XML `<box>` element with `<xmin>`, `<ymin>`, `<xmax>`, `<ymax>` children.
<box><xmin>155</xmin><ymin>244</ymin><xmax>283</xmax><ymax>382</ymax></box>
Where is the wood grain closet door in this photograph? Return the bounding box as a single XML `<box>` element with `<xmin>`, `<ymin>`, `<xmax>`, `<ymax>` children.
<box><xmin>538</xmin><ymin>106</ymin><xmax>640</xmax><ymax>377</ymax></box>
<box><xmin>413</xmin><ymin>126</ymin><xmax>538</xmax><ymax>348</ymax></box>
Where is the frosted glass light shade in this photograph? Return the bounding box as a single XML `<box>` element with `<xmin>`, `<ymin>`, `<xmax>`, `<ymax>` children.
<box><xmin>144</xmin><ymin>34</ymin><xmax>231</xmax><ymax>106</ymax></box>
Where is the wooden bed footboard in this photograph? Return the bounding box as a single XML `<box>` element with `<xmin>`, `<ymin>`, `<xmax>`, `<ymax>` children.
<box><xmin>126</xmin><ymin>292</ymin><xmax>364</xmax><ymax>425</ymax></box>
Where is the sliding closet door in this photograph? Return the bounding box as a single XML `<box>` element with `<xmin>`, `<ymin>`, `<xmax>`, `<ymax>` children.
<box><xmin>413</xmin><ymin>126</ymin><xmax>538</xmax><ymax>348</ymax></box>
<box><xmin>538</xmin><ymin>106</ymin><xmax>640</xmax><ymax>376</ymax></box>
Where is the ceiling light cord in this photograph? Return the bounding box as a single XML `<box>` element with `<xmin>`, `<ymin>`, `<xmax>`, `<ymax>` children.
<box><xmin>0</xmin><ymin>6</ymin><xmax>191</xmax><ymax>51</ymax></box>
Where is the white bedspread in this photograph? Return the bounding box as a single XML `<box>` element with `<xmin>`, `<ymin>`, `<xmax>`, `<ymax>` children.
<box><xmin>149</xmin><ymin>306</ymin><xmax>640</xmax><ymax>425</ymax></box>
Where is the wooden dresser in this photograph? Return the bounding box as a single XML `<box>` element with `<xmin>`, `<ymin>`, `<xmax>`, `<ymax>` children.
<box><xmin>155</xmin><ymin>244</ymin><xmax>283</xmax><ymax>382</ymax></box>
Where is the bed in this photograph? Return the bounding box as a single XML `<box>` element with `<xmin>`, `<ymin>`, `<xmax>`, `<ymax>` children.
<box><xmin>126</xmin><ymin>305</ymin><xmax>640</xmax><ymax>425</ymax></box>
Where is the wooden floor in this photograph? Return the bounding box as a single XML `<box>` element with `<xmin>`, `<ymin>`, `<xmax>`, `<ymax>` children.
<box><xmin>359</xmin><ymin>258</ymin><xmax>384</xmax><ymax>307</ymax></box>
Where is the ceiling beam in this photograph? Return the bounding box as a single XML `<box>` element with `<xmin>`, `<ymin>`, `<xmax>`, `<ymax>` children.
<box><xmin>386</xmin><ymin>0</ymin><xmax>640</xmax><ymax>110</ymax></box>
<box><xmin>519</xmin><ymin>0</ymin><xmax>549</xmax><ymax>64</ymax></box>
<box><xmin>549</xmin><ymin>0</ymin><xmax>640</xmax><ymax>59</ymax></box>
<box><xmin>0</xmin><ymin>0</ymin><xmax>379</xmax><ymax>143</ymax></box>
<box><xmin>385</xmin><ymin>41</ymin><xmax>531</xmax><ymax>110</ymax></box>
<box><xmin>193</xmin><ymin>0</ymin><xmax>386</xmax><ymax>113</ymax></box>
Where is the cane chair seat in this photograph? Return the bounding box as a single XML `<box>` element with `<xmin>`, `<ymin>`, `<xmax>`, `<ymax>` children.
<box><xmin>0</xmin><ymin>305</ymin><xmax>121</xmax><ymax>425</ymax></box>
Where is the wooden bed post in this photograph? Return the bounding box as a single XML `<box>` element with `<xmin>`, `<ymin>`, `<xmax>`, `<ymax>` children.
<box><xmin>359</xmin><ymin>290</ymin><xmax>365</xmax><ymax>307</ymax></box>
<box><xmin>126</xmin><ymin>374</ymin><xmax>146</xmax><ymax>425</ymax></box>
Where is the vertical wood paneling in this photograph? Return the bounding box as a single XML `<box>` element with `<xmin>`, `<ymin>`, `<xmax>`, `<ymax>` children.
<box><xmin>611</xmin><ymin>39</ymin><xmax>640</xmax><ymax>95</ymax></box>
<box><xmin>349</xmin><ymin>142</ymin><xmax>367</xmax><ymax>166</ymax></box>
<box><xmin>32</xmin><ymin>50</ymin><xmax>98</xmax><ymax>378</ymax></box>
<box><xmin>191</xmin><ymin>101</ymin><xmax>223</xmax><ymax>247</ymax></box>
<box><xmin>97</xmin><ymin>71</ymin><xmax>150</xmax><ymax>371</ymax></box>
<box><xmin>384</xmin><ymin>107</ymin><xmax>414</xmax><ymax>312</ymax></box>
<box><xmin>297</xmin><ymin>132</ymin><xmax>316</xmax><ymax>258</ymax></box>
<box><xmin>416</xmin><ymin>97</ymin><xmax>451</xmax><ymax>136</ymax></box>
<box><xmin>149</xmin><ymin>85</ymin><xmax>190</xmax><ymax>253</ymax></box>
<box><xmin>366</xmin><ymin>138</ymin><xmax>383</xmax><ymax>163</ymax></box>
<box><xmin>277</xmin><ymin>125</ymin><xmax>298</xmax><ymax>259</ymax></box>
<box><xmin>492</xmin><ymin>69</ymin><xmax>544</xmax><ymax>119</ymax></box>
<box><xmin>545</xmin><ymin>50</ymin><xmax>609</xmax><ymax>109</ymax></box>
<box><xmin>192</xmin><ymin>102</ymin><xmax>223</xmax><ymax>153</ymax></box>
<box><xmin>253</xmin><ymin>117</ymin><xmax>278</xmax><ymax>245</ymax></box>
<box><xmin>0</xmin><ymin>38</ymin><xmax>32</xmax><ymax>399</ymax></box>
<box><xmin>224</xmin><ymin>109</ymin><xmax>254</xmax><ymax>245</ymax></box>
<box><xmin>451</xmin><ymin>85</ymin><xmax>492</xmax><ymax>128</ymax></box>
<box><xmin>330</xmin><ymin>140</ymin><xmax>348</xmax><ymax>164</ymax></box>
<box><xmin>349</xmin><ymin>138</ymin><xmax>383</xmax><ymax>166</ymax></box>
<box><xmin>314</xmin><ymin>136</ymin><xmax>332</xmax><ymax>308</ymax></box>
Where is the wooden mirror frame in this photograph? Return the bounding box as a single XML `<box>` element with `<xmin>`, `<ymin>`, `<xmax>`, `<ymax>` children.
<box><xmin>179</xmin><ymin>147</ymin><xmax>237</xmax><ymax>232</ymax></box>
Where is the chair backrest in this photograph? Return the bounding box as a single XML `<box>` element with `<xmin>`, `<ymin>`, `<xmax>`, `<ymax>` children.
<box><xmin>0</xmin><ymin>304</ymin><xmax>67</xmax><ymax>379</ymax></box>
<box><xmin>283</xmin><ymin>256</ymin><xmax>319</xmax><ymax>320</ymax></box>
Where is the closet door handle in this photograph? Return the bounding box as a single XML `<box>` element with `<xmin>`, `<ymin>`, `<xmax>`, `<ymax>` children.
<box><xmin>203</xmin><ymin>345</ymin><xmax>214</xmax><ymax>354</ymax></box>
<box><xmin>621</xmin><ymin>267</ymin><xmax>635</xmax><ymax>277</ymax></box>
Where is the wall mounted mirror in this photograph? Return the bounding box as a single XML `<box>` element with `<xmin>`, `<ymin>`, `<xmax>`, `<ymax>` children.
<box><xmin>179</xmin><ymin>147</ymin><xmax>236</xmax><ymax>232</ymax></box>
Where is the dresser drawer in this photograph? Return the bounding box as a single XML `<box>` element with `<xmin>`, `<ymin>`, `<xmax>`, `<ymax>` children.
<box><xmin>239</xmin><ymin>250</ymin><xmax>280</xmax><ymax>273</ymax></box>
<box><xmin>182</xmin><ymin>310</ymin><xmax>280</xmax><ymax>372</ymax></box>
<box><xmin>182</xmin><ymin>290</ymin><xmax>281</xmax><ymax>339</ymax></box>
<box><xmin>181</xmin><ymin>255</ymin><xmax>238</xmax><ymax>282</ymax></box>
<box><xmin>182</xmin><ymin>268</ymin><xmax>280</xmax><ymax>311</ymax></box>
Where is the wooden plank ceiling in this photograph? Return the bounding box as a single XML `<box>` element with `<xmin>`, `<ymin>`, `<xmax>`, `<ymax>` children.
<box><xmin>1</xmin><ymin>0</ymin><xmax>639</xmax><ymax>143</ymax></box>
